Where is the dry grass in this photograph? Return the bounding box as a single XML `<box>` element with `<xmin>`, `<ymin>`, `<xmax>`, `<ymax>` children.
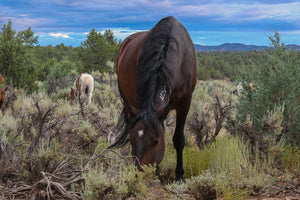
<box><xmin>0</xmin><ymin>76</ymin><xmax>299</xmax><ymax>199</ymax></box>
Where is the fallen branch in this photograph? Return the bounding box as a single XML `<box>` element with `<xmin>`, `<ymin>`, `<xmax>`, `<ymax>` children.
<box><xmin>41</xmin><ymin>171</ymin><xmax>53</xmax><ymax>200</ymax></box>
<box><xmin>1</xmin><ymin>171</ymin><xmax>83</xmax><ymax>200</ymax></box>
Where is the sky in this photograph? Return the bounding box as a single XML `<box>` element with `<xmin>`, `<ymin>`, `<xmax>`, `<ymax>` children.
<box><xmin>1</xmin><ymin>0</ymin><xmax>300</xmax><ymax>47</ymax></box>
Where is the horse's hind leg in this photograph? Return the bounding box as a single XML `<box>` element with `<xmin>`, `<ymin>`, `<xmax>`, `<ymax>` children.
<box><xmin>87</xmin><ymin>93</ymin><xmax>92</xmax><ymax>104</ymax></box>
<box><xmin>173</xmin><ymin>93</ymin><xmax>192</xmax><ymax>182</ymax></box>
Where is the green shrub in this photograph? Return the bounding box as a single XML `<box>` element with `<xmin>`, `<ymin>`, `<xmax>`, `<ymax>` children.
<box><xmin>93</xmin><ymin>80</ymin><xmax>120</xmax><ymax>109</ymax></box>
<box><xmin>24</xmin><ymin>138</ymin><xmax>62</xmax><ymax>183</ymax></box>
<box><xmin>228</xmin><ymin>32</ymin><xmax>300</xmax><ymax>155</ymax></box>
<box><xmin>53</xmin><ymin>99</ymin><xmax>73</xmax><ymax>118</ymax></box>
<box><xmin>209</xmin><ymin>136</ymin><xmax>250</xmax><ymax>175</ymax></box>
<box><xmin>0</xmin><ymin>111</ymin><xmax>21</xmax><ymax>145</ymax></box>
<box><xmin>83</xmin><ymin>163</ymin><xmax>154</xmax><ymax>199</ymax></box>
<box><xmin>183</xmin><ymin>143</ymin><xmax>213</xmax><ymax>178</ymax></box>
<box><xmin>183</xmin><ymin>135</ymin><xmax>251</xmax><ymax>179</ymax></box>
<box><xmin>280</xmin><ymin>144</ymin><xmax>300</xmax><ymax>172</ymax></box>
<box><xmin>186</xmin><ymin>172</ymin><xmax>216</xmax><ymax>200</ymax></box>
<box><xmin>165</xmin><ymin>171</ymin><xmax>216</xmax><ymax>200</ymax></box>
<box><xmin>188</xmin><ymin>80</ymin><xmax>237</xmax><ymax>148</ymax></box>
<box><xmin>215</xmin><ymin>172</ymin><xmax>249</xmax><ymax>200</ymax></box>
<box><xmin>51</xmin><ymin>87</ymin><xmax>71</xmax><ymax>101</ymax></box>
<box><xmin>164</xmin><ymin>181</ymin><xmax>189</xmax><ymax>199</ymax></box>
<box><xmin>83</xmin><ymin>168</ymin><xmax>119</xmax><ymax>200</ymax></box>
<box><xmin>76</xmin><ymin>121</ymin><xmax>97</xmax><ymax>142</ymax></box>
<box><xmin>165</xmin><ymin>135</ymin><xmax>270</xmax><ymax>199</ymax></box>
<box><xmin>0</xmin><ymin>111</ymin><xmax>24</xmax><ymax>181</ymax></box>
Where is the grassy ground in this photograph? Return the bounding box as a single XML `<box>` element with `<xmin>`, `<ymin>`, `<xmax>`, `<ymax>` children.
<box><xmin>0</xmin><ymin>76</ymin><xmax>299</xmax><ymax>199</ymax></box>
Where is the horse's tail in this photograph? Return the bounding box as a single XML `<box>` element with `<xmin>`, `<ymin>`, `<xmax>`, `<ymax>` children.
<box><xmin>85</xmin><ymin>85</ymin><xmax>89</xmax><ymax>94</ymax></box>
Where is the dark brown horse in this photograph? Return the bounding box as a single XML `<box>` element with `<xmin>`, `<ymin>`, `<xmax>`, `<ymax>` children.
<box><xmin>0</xmin><ymin>73</ymin><xmax>5</xmax><ymax>109</ymax></box>
<box><xmin>109</xmin><ymin>16</ymin><xmax>196</xmax><ymax>181</ymax></box>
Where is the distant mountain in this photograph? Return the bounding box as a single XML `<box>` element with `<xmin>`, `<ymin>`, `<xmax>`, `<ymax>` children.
<box><xmin>194</xmin><ymin>43</ymin><xmax>300</xmax><ymax>52</ymax></box>
<box><xmin>287</xmin><ymin>44</ymin><xmax>300</xmax><ymax>51</ymax></box>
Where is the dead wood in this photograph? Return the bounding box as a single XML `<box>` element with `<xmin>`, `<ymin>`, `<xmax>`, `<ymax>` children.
<box><xmin>0</xmin><ymin>171</ymin><xmax>83</xmax><ymax>200</ymax></box>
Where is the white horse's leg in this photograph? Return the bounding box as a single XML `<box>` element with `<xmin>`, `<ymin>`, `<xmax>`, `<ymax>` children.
<box><xmin>88</xmin><ymin>94</ymin><xmax>92</xmax><ymax>104</ymax></box>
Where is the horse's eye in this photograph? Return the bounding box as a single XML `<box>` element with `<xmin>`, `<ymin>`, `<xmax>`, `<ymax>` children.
<box><xmin>153</xmin><ymin>140</ymin><xmax>159</xmax><ymax>146</ymax></box>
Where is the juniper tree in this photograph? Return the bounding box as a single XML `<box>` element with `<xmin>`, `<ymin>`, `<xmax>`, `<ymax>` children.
<box><xmin>0</xmin><ymin>19</ymin><xmax>38</xmax><ymax>93</ymax></box>
<box><xmin>227</xmin><ymin>31</ymin><xmax>300</xmax><ymax>153</ymax></box>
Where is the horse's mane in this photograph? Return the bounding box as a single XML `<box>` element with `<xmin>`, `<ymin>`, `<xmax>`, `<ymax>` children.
<box><xmin>73</xmin><ymin>74</ymin><xmax>82</xmax><ymax>91</ymax></box>
<box><xmin>136</xmin><ymin>16</ymin><xmax>174</xmax><ymax>129</ymax></box>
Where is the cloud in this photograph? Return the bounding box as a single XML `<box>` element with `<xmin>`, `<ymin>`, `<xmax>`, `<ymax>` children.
<box><xmin>36</xmin><ymin>28</ymin><xmax>145</xmax><ymax>46</ymax></box>
<box><xmin>65</xmin><ymin>0</ymin><xmax>300</xmax><ymax>22</ymax></box>
<box><xmin>2</xmin><ymin>0</ymin><xmax>300</xmax><ymax>32</ymax></box>
<box><xmin>159</xmin><ymin>1</ymin><xmax>300</xmax><ymax>21</ymax></box>
<box><xmin>103</xmin><ymin>28</ymin><xmax>146</xmax><ymax>40</ymax></box>
<box><xmin>281</xmin><ymin>30</ymin><xmax>300</xmax><ymax>34</ymax></box>
<box><xmin>2</xmin><ymin>16</ymin><xmax>52</xmax><ymax>31</ymax></box>
<box><xmin>2</xmin><ymin>0</ymin><xmax>299</xmax><ymax>46</ymax></box>
<box><xmin>37</xmin><ymin>32</ymin><xmax>85</xmax><ymax>46</ymax></box>
<box><xmin>49</xmin><ymin>33</ymin><xmax>70</xmax><ymax>38</ymax></box>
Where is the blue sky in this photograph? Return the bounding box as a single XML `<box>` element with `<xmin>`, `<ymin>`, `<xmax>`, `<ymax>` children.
<box><xmin>1</xmin><ymin>0</ymin><xmax>300</xmax><ymax>47</ymax></box>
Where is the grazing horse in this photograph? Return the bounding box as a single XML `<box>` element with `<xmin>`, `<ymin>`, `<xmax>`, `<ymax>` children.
<box><xmin>109</xmin><ymin>16</ymin><xmax>197</xmax><ymax>181</ymax></box>
<box><xmin>70</xmin><ymin>73</ymin><xmax>94</xmax><ymax>105</ymax></box>
<box><xmin>0</xmin><ymin>73</ymin><xmax>5</xmax><ymax>109</ymax></box>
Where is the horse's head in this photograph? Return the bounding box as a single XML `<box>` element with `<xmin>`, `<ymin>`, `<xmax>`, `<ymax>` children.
<box><xmin>70</xmin><ymin>87</ymin><xmax>77</xmax><ymax>105</ymax></box>
<box><xmin>128</xmin><ymin>117</ymin><xmax>165</xmax><ymax>169</ymax></box>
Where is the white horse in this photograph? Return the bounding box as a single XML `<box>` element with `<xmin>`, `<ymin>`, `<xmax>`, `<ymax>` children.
<box><xmin>70</xmin><ymin>73</ymin><xmax>94</xmax><ymax>105</ymax></box>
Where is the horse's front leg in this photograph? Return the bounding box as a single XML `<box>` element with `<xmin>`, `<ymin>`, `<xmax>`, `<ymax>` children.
<box><xmin>173</xmin><ymin>94</ymin><xmax>192</xmax><ymax>182</ymax></box>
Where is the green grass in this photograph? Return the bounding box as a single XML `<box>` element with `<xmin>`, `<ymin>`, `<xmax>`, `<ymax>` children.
<box><xmin>164</xmin><ymin>135</ymin><xmax>271</xmax><ymax>199</ymax></box>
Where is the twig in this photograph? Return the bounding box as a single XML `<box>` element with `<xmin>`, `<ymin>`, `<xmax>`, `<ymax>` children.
<box><xmin>63</xmin><ymin>177</ymin><xmax>85</xmax><ymax>188</ymax></box>
<box><xmin>41</xmin><ymin>171</ymin><xmax>53</xmax><ymax>200</ymax></box>
<box><xmin>83</xmin><ymin>146</ymin><xmax>109</xmax><ymax>171</ymax></box>
<box><xmin>35</xmin><ymin>179</ymin><xmax>79</xmax><ymax>200</ymax></box>
<box><xmin>83</xmin><ymin>146</ymin><xmax>137</xmax><ymax>172</ymax></box>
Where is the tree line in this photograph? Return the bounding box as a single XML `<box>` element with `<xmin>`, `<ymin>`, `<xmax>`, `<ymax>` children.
<box><xmin>0</xmin><ymin>20</ymin><xmax>299</xmax><ymax>146</ymax></box>
<box><xmin>0</xmin><ymin>20</ymin><xmax>121</xmax><ymax>93</ymax></box>
<box><xmin>2</xmin><ymin>19</ymin><xmax>299</xmax><ymax>92</ymax></box>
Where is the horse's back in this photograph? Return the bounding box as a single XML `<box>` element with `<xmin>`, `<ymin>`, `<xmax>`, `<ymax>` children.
<box><xmin>117</xmin><ymin>32</ymin><xmax>148</xmax><ymax>106</ymax></box>
<box><xmin>166</xmin><ymin>17</ymin><xmax>196</xmax><ymax>94</ymax></box>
